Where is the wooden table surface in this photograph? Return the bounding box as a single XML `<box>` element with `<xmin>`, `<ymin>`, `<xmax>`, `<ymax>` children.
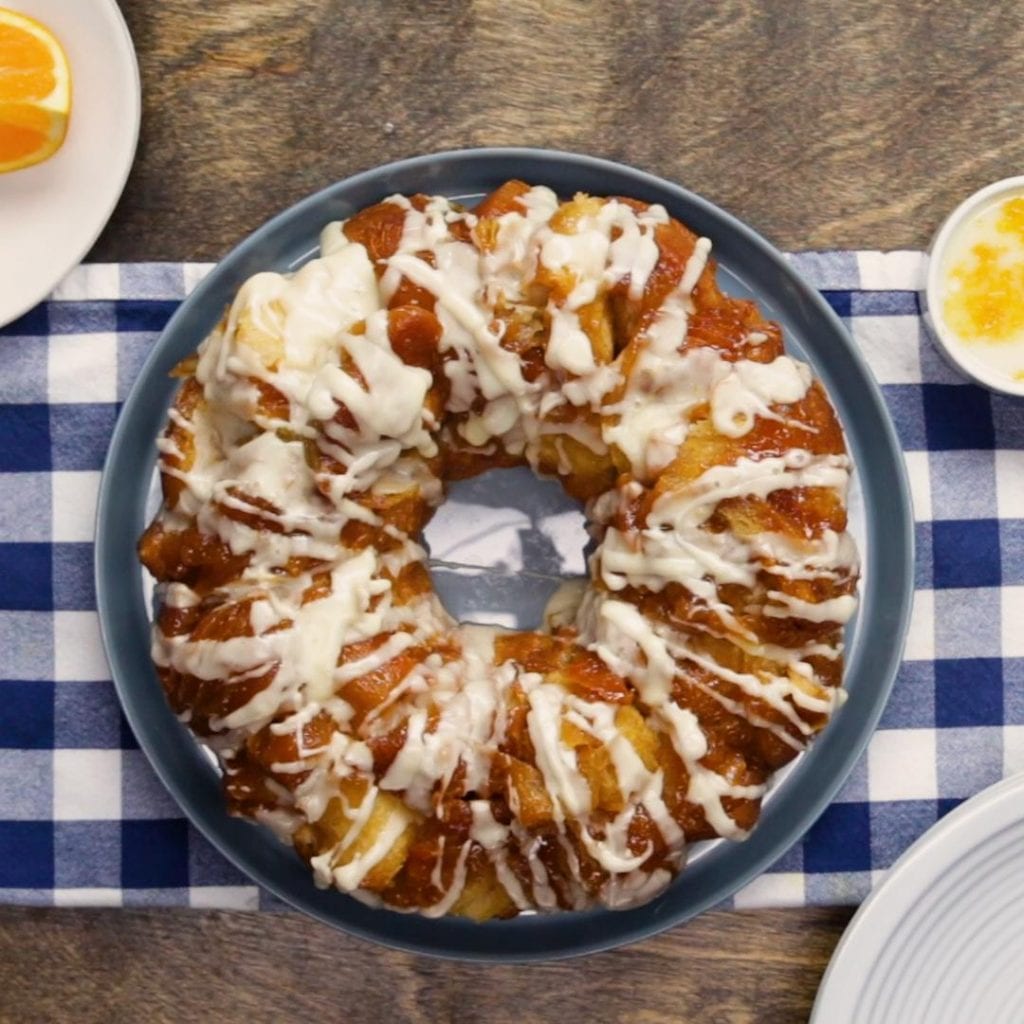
<box><xmin>6</xmin><ymin>0</ymin><xmax>1024</xmax><ymax>1021</ymax></box>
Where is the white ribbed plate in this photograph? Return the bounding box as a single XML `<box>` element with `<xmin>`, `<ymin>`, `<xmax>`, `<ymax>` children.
<box><xmin>812</xmin><ymin>773</ymin><xmax>1024</xmax><ymax>1024</ymax></box>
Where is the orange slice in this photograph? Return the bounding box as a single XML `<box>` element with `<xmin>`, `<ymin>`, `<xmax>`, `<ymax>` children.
<box><xmin>0</xmin><ymin>7</ymin><xmax>71</xmax><ymax>174</ymax></box>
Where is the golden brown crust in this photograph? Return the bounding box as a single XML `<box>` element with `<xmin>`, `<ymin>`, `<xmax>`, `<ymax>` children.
<box><xmin>139</xmin><ymin>182</ymin><xmax>856</xmax><ymax>919</ymax></box>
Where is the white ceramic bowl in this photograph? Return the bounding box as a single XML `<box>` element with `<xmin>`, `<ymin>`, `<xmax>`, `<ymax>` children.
<box><xmin>925</xmin><ymin>175</ymin><xmax>1024</xmax><ymax>398</ymax></box>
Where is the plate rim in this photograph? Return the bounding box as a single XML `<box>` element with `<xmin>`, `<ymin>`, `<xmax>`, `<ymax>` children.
<box><xmin>0</xmin><ymin>0</ymin><xmax>142</xmax><ymax>328</ymax></box>
<box><xmin>95</xmin><ymin>146</ymin><xmax>914</xmax><ymax>961</ymax></box>
<box><xmin>810</xmin><ymin>772</ymin><xmax>1024</xmax><ymax>1022</ymax></box>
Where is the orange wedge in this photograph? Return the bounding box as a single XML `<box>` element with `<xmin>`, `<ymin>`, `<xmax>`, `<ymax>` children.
<box><xmin>0</xmin><ymin>7</ymin><xmax>71</xmax><ymax>174</ymax></box>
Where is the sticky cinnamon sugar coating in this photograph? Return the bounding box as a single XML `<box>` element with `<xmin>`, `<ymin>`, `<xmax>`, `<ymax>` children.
<box><xmin>139</xmin><ymin>181</ymin><xmax>858</xmax><ymax>919</ymax></box>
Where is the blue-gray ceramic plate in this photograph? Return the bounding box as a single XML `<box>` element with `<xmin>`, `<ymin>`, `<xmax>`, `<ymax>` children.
<box><xmin>95</xmin><ymin>148</ymin><xmax>913</xmax><ymax>961</ymax></box>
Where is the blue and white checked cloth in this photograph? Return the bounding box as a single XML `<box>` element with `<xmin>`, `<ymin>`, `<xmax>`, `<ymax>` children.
<box><xmin>0</xmin><ymin>254</ymin><xmax>1021</xmax><ymax>911</ymax></box>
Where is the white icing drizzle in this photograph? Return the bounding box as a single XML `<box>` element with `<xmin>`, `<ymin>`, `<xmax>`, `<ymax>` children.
<box><xmin>547</xmin><ymin>306</ymin><xmax>598</xmax><ymax>375</ymax></box>
<box><xmin>145</xmin><ymin>183</ymin><xmax>859</xmax><ymax>920</ymax></box>
<box><xmin>526</xmin><ymin>684</ymin><xmax>592</xmax><ymax>819</ymax></box>
<box><xmin>710</xmin><ymin>356</ymin><xmax>813</xmax><ymax>438</ymax></box>
<box><xmin>470</xmin><ymin>800</ymin><xmax>531</xmax><ymax>910</ymax></box>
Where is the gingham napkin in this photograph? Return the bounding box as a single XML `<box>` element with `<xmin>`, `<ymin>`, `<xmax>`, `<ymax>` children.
<box><xmin>0</xmin><ymin>254</ymin><xmax>1021</xmax><ymax>910</ymax></box>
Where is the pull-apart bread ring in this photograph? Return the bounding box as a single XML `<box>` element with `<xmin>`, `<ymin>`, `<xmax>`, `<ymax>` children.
<box><xmin>139</xmin><ymin>181</ymin><xmax>858</xmax><ymax>920</ymax></box>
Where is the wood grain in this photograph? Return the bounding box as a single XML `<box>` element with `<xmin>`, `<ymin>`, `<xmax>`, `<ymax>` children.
<box><xmin>91</xmin><ymin>0</ymin><xmax>1024</xmax><ymax>261</ymax></box>
<box><xmin>0</xmin><ymin>905</ymin><xmax>854</xmax><ymax>1023</ymax></box>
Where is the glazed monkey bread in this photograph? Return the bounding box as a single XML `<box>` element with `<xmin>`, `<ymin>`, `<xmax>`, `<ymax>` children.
<box><xmin>139</xmin><ymin>181</ymin><xmax>859</xmax><ymax>919</ymax></box>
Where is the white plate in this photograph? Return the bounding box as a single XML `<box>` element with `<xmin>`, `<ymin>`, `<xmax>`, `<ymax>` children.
<box><xmin>812</xmin><ymin>772</ymin><xmax>1024</xmax><ymax>1023</ymax></box>
<box><xmin>0</xmin><ymin>0</ymin><xmax>140</xmax><ymax>328</ymax></box>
